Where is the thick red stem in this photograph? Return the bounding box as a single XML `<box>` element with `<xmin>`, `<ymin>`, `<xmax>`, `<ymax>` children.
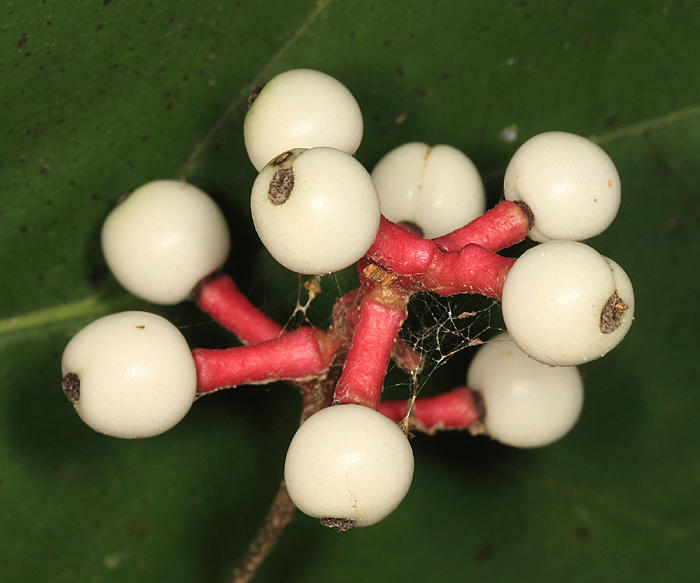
<box><xmin>334</xmin><ymin>286</ymin><xmax>409</xmax><ymax>409</ymax></box>
<box><xmin>433</xmin><ymin>201</ymin><xmax>532</xmax><ymax>252</ymax></box>
<box><xmin>413</xmin><ymin>244</ymin><xmax>515</xmax><ymax>299</ymax></box>
<box><xmin>366</xmin><ymin>216</ymin><xmax>514</xmax><ymax>299</ymax></box>
<box><xmin>379</xmin><ymin>387</ymin><xmax>482</xmax><ymax>432</ymax></box>
<box><xmin>196</xmin><ymin>273</ymin><xmax>283</xmax><ymax>345</ymax></box>
<box><xmin>366</xmin><ymin>216</ymin><xmax>436</xmax><ymax>274</ymax></box>
<box><xmin>194</xmin><ymin>327</ymin><xmax>340</xmax><ymax>393</ymax></box>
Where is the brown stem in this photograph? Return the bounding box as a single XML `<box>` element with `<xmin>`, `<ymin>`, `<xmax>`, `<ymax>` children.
<box><xmin>226</xmin><ymin>481</ymin><xmax>297</xmax><ymax>583</ymax></box>
<box><xmin>226</xmin><ymin>357</ymin><xmax>342</xmax><ymax>583</ymax></box>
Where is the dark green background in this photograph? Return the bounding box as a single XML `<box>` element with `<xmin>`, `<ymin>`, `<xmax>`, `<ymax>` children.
<box><xmin>1</xmin><ymin>1</ymin><xmax>698</xmax><ymax>581</ymax></box>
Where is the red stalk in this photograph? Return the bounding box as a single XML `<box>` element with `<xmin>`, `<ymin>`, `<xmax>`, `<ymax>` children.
<box><xmin>366</xmin><ymin>216</ymin><xmax>436</xmax><ymax>274</ymax></box>
<box><xmin>366</xmin><ymin>217</ymin><xmax>515</xmax><ymax>299</ymax></box>
<box><xmin>194</xmin><ymin>327</ymin><xmax>340</xmax><ymax>393</ymax></box>
<box><xmin>433</xmin><ymin>201</ymin><xmax>532</xmax><ymax>252</ymax></box>
<box><xmin>379</xmin><ymin>387</ymin><xmax>482</xmax><ymax>432</ymax></box>
<box><xmin>414</xmin><ymin>244</ymin><xmax>515</xmax><ymax>299</ymax></box>
<box><xmin>196</xmin><ymin>273</ymin><xmax>283</xmax><ymax>345</ymax></box>
<box><xmin>334</xmin><ymin>286</ymin><xmax>409</xmax><ymax>409</ymax></box>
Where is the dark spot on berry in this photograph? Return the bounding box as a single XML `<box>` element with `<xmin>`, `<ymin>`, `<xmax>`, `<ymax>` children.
<box><xmin>320</xmin><ymin>517</ymin><xmax>355</xmax><ymax>532</ymax></box>
<box><xmin>514</xmin><ymin>200</ymin><xmax>535</xmax><ymax>229</ymax></box>
<box><xmin>62</xmin><ymin>373</ymin><xmax>80</xmax><ymax>404</ymax></box>
<box><xmin>600</xmin><ymin>292</ymin><xmax>628</xmax><ymax>333</ymax></box>
<box><xmin>398</xmin><ymin>221</ymin><xmax>424</xmax><ymax>238</ymax></box>
<box><xmin>268</xmin><ymin>168</ymin><xmax>294</xmax><ymax>205</ymax></box>
<box><xmin>248</xmin><ymin>83</ymin><xmax>264</xmax><ymax>106</ymax></box>
<box><xmin>19</xmin><ymin>226</ymin><xmax>28</xmax><ymax>234</ymax></box>
<box><xmin>271</xmin><ymin>151</ymin><xmax>293</xmax><ymax>166</ymax></box>
<box><xmin>471</xmin><ymin>390</ymin><xmax>486</xmax><ymax>420</ymax></box>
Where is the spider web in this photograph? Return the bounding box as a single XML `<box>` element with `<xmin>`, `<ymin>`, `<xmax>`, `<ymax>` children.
<box><xmin>289</xmin><ymin>273</ymin><xmax>504</xmax><ymax>407</ymax></box>
<box><xmin>399</xmin><ymin>292</ymin><xmax>501</xmax><ymax>393</ymax></box>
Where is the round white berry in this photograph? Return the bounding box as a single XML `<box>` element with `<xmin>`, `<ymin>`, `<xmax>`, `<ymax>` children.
<box><xmin>102</xmin><ymin>180</ymin><xmax>230</xmax><ymax>305</ymax></box>
<box><xmin>504</xmin><ymin>131</ymin><xmax>621</xmax><ymax>242</ymax></box>
<box><xmin>501</xmin><ymin>241</ymin><xmax>634</xmax><ymax>366</ymax></box>
<box><xmin>250</xmin><ymin>147</ymin><xmax>380</xmax><ymax>275</ymax></box>
<box><xmin>371</xmin><ymin>142</ymin><xmax>486</xmax><ymax>238</ymax></box>
<box><xmin>284</xmin><ymin>404</ymin><xmax>414</xmax><ymax>528</ymax></box>
<box><xmin>61</xmin><ymin>311</ymin><xmax>197</xmax><ymax>439</ymax></box>
<box><xmin>467</xmin><ymin>332</ymin><xmax>584</xmax><ymax>447</ymax></box>
<box><xmin>244</xmin><ymin>69</ymin><xmax>363</xmax><ymax>171</ymax></box>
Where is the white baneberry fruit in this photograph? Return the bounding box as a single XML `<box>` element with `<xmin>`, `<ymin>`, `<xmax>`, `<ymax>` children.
<box><xmin>284</xmin><ymin>404</ymin><xmax>414</xmax><ymax>529</ymax></box>
<box><xmin>250</xmin><ymin>148</ymin><xmax>380</xmax><ymax>275</ymax></box>
<box><xmin>102</xmin><ymin>180</ymin><xmax>230</xmax><ymax>305</ymax></box>
<box><xmin>61</xmin><ymin>311</ymin><xmax>197</xmax><ymax>439</ymax></box>
<box><xmin>504</xmin><ymin>131</ymin><xmax>621</xmax><ymax>242</ymax></box>
<box><xmin>371</xmin><ymin>142</ymin><xmax>486</xmax><ymax>238</ymax></box>
<box><xmin>244</xmin><ymin>69</ymin><xmax>363</xmax><ymax>171</ymax></box>
<box><xmin>467</xmin><ymin>332</ymin><xmax>584</xmax><ymax>447</ymax></box>
<box><xmin>501</xmin><ymin>240</ymin><xmax>634</xmax><ymax>366</ymax></box>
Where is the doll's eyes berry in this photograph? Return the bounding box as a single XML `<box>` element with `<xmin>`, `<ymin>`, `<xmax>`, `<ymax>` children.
<box><xmin>501</xmin><ymin>240</ymin><xmax>634</xmax><ymax>366</ymax></box>
<box><xmin>467</xmin><ymin>332</ymin><xmax>584</xmax><ymax>447</ymax></box>
<box><xmin>61</xmin><ymin>311</ymin><xmax>197</xmax><ymax>438</ymax></box>
<box><xmin>250</xmin><ymin>147</ymin><xmax>381</xmax><ymax>275</ymax></box>
<box><xmin>504</xmin><ymin>131</ymin><xmax>621</xmax><ymax>242</ymax></box>
<box><xmin>243</xmin><ymin>68</ymin><xmax>364</xmax><ymax>171</ymax></box>
<box><xmin>284</xmin><ymin>404</ymin><xmax>414</xmax><ymax>527</ymax></box>
<box><xmin>101</xmin><ymin>179</ymin><xmax>230</xmax><ymax>305</ymax></box>
<box><xmin>371</xmin><ymin>142</ymin><xmax>486</xmax><ymax>239</ymax></box>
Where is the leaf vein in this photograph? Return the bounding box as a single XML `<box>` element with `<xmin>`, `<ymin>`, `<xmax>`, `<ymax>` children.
<box><xmin>178</xmin><ymin>0</ymin><xmax>333</xmax><ymax>177</ymax></box>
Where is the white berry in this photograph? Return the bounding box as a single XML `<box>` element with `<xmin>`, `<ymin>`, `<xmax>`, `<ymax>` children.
<box><xmin>102</xmin><ymin>180</ymin><xmax>230</xmax><ymax>305</ymax></box>
<box><xmin>467</xmin><ymin>332</ymin><xmax>584</xmax><ymax>447</ymax></box>
<box><xmin>371</xmin><ymin>142</ymin><xmax>486</xmax><ymax>238</ymax></box>
<box><xmin>284</xmin><ymin>404</ymin><xmax>414</xmax><ymax>528</ymax></box>
<box><xmin>501</xmin><ymin>240</ymin><xmax>634</xmax><ymax>366</ymax></box>
<box><xmin>504</xmin><ymin>131</ymin><xmax>621</xmax><ymax>242</ymax></box>
<box><xmin>61</xmin><ymin>311</ymin><xmax>197</xmax><ymax>439</ymax></box>
<box><xmin>250</xmin><ymin>147</ymin><xmax>380</xmax><ymax>275</ymax></box>
<box><xmin>244</xmin><ymin>69</ymin><xmax>363</xmax><ymax>171</ymax></box>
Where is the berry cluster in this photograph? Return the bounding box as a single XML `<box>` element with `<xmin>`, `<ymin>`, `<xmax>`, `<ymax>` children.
<box><xmin>61</xmin><ymin>69</ymin><xmax>634</xmax><ymax>533</ymax></box>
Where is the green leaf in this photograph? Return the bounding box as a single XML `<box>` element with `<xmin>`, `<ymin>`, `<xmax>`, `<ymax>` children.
<box><xmin>1</xmin><ymin>1</ymin><xmax>698</xmax><ymax>582</ymax></box>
